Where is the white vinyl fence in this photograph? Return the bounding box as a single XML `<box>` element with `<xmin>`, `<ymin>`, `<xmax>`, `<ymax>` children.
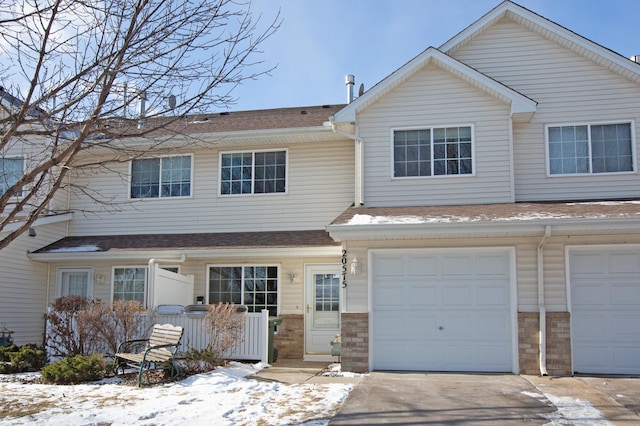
<box><xmin>46</xmin><ymin>309</ymin><xmax>269</xmax><ymax>363</ymax></box>
<box><xmin>156</xmin><ymin>310</ymin><xmax>269</xmax><ymax>362</ymax></box>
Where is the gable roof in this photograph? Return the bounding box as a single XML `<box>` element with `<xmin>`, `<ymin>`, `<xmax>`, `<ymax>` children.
<box><xmin>440</xmin><ymin>1</ymin><xmax>640</xmax><ymax>84</ymax></box>
<box><xmin>331</xmin><ymin>46</ymin><xmax>537</xmax><ymax>124</ymax></box>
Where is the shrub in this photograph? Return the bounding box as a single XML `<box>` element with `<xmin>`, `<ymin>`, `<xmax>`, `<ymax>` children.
<box><xmin>202</xmin><ymin>303</ymin><xmax>245</xmax><ymax>365</ymax></box>
<box><xmin>0</xmin><ymin>344</ymin><xmax>47</xmax><ymax>374</ymax></box>
<box><xmin>41</xmin><ymin>354</ymin><xmax>106</xmax><ymax>384</ymax></box>
<box><xmin>45</xmin><ymin>296</ymin><xmax>91</xmax><ymax>357</ymax></box>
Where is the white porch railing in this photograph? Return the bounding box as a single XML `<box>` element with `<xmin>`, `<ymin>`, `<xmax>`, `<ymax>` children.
<box><xmin>156</xmin><ymin>310</ymin><xmax>269</xmax><ymax>362</ymax></box>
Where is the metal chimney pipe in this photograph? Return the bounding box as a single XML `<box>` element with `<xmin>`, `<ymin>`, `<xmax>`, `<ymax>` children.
<box><xmin>345</xmin><ymin>75</ymin><xmax>355</xmax><ymax>103</ymax></box>
<box><xmin>138</xmin><ymin>90</ymin><xmax>146</xmax><ymax>129</ymax></box>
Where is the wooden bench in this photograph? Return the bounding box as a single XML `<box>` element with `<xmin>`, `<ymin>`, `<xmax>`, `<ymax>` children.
<box><xmin>114</xmin><ymin>323</ymin><xmax>184</xmax><ymax>386</ymax></box>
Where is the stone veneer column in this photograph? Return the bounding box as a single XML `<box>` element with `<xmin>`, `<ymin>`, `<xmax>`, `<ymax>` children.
<box><xmin>545</xmin><ymin>312</ymin><xmax>572</xmax><ymax>376</ymax></box>
<box><xmin>273</xmin><ymin>314</ymin><xmax>304</xmax><ymax>359</ymax></box>
<box><xmin>518</xmin><ymin>312</ymin><xmax>540</xmax><ymax>375</ymax></box>
<box><xmin>340</xmin><ymin>312</ymin><xmax>369</xmax><ymax>373</ymax></box>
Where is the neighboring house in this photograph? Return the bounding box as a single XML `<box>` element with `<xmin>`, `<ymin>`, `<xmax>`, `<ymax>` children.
<box><xmin>3</xmin><ymin>1</ymin><xmax>640</xmax><ymax>375</ymax></box>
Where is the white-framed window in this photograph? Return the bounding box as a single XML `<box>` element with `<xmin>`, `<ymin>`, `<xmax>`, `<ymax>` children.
<box><xmin>130</xmin><ymin>154</ymin><xmax>192</xmax><ymax>199</ymax></box>
<box><xmin>207</xmin><ymin>265</ymin><xmax>279</xmax><ymax>316</ymax></box>
<box><xmin>56</xmin><ymin>268</ymin><xmax>93</xmax><ymax>298</ymax></box>
<box><xmin>219</xmin><ymin>149</ymin><xmax>287</xmax><ymax>195</ymax></box>
<box><xmin>0</xmin><ymin>156</ymin><xmax>24</xmax><ymax>197</ymax></box>
<box><xmin>546</xmin><ymin>122</ymin><xmax>635</xmax><ymax>175</ymax></box>
<box><xmin>393</xmin><ymin>126</ymin><xmax>473</xmax><ymax>178</ymax></box>
<box><xmin>112</xmin><ymin>266</ymin><xmax>146</xmax><ymax>306</ymax></box>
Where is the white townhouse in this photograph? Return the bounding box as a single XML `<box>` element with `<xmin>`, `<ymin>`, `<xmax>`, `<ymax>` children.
<box><xmin>3</xmin><ymin>1</ymin><xmax>640</xmax><ymax>375</ymax></box>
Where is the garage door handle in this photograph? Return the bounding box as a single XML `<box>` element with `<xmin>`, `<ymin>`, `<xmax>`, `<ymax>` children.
<box><xmin>438</xmin><ymin>326</ymin><xmax>444</xmax><ymax>331</ymax></box>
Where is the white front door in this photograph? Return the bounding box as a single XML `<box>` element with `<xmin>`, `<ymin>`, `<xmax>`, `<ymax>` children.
<box><xmin>305</xmin><ymin>265</ymin><xmax>341</xmax><ymax>356</ymax></box>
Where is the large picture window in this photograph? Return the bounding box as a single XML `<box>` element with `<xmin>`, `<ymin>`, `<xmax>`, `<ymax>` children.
<box><xmin>547</xmin><ymin>123</ymin><xmax>634</xmax><ymax>175</ymax></box>
<box><xmin>112</xmin><ymin>267</ymin><xmax>146</xmax><ymax>306</ymax></box>
<box><xmin>208</xmin><ymin>265</ymin><xmax>278</xmax><ymax>316</ymax></box>
<box><xmin>1</xmin><ymin>157</ymin><xmax>24</xmax><ymax>196</ymax></box>
<box><xmin>220</xmin><ymin>150</ymin><xmax>286</xmax><ymax>195</ymax></box>
<box><xmin>130</xmin><ymin>155</ymin><xmax>192</xmax><ymax>199</ymax></box>
<box><xmin>393</xmin><ymin>126</ymin><xmax>473</xmax><ymax>177</ymax></box>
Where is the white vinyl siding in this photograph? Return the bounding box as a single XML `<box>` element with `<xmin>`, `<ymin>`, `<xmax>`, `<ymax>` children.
<box><xmin>0</xmin><ymin>222</ymin><xmax>68</xmax><ymax>345</ymax></box>
<box><xmin>450</xmin><ymin>19</ymin><xmax>640</xmax><ymax>201</ymax></box>
<box><xmin>66</xmin><ymin>140</ymin><xmax>353</xmax><ymax>235</ymax></box>
<box><xmin>359</xmin><ymin>64</ymin><xmax>513</xmax><ymax>207</ymax></box>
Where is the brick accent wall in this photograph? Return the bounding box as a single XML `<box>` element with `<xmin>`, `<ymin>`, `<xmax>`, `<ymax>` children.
<box><xmin>340</xmin><ymin>312</ymin><xmax>369</xmax><ymax>373</ymax></box>
<box><xmin>518</xmin><ymin>312</ymin><xmax>540</xmax><ymax>375</ymax></box>
<box><xmin>274</xmin><ymin>314</ymin><xmax>303</xmax><ymax>360</ymax></box>
<box><xmin>546</xmin><ymin>312</ymin><xmax>572</xmax><ymax>376</ymax></box>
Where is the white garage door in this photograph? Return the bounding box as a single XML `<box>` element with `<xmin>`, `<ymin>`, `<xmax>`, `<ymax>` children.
<box><xmin>570</xmin><ymin>247</ymin><xmax>640</xmax><ymax>375</ymax></box>
<box><xmin>372</xmin><ymin>249</ymin><xmax>514</xmax><ymax>372</ymax></box>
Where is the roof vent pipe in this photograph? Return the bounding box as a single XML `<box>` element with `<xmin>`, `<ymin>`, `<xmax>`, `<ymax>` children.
<box><xmin>138</xmin><ymin>90</ymin><xmax>146</xmax><ymax>129</ymax></box>
<box><xmin>345</xmin><ymin>75</ymin><xmax>355</xmax><ymax>103</ymax></box>
<box><xmin>631</xmin><ymin>55</ymin><xmax>640</xmax><ymax>63</ymax></box>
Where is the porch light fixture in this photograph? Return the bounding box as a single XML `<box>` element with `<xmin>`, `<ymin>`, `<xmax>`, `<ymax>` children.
<box><xmin>290</xmin><ymin>273</ymin><xmax>298</xmax><ymax>283</ymax></box>
<box><xmin>28</xmin><ymin>228</ymin><xmax>36</xmax><ymax>237</ymax></box>
<box><xmin>350</xmin><ymin>257</ymin><xmax>361</xmax><ymax>275</ymax></box>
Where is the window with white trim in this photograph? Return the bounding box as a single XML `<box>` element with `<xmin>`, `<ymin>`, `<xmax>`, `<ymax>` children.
<box><xmin>393</xmin><ymin>126</ymin><xmax>473</xmax><ymax>177</ymax></box>
<box><xmin>547</xmin><ymin>123</ymin><xmax>634</xmax><ymax>175</ymax></box>
<box><xmin>112</xmin><ymin>267</ymin><xmax>146</xmax><ymax>306</ymax></box>
<box><xmin>130</xmin><ymin>154</ymin><xmax>192</xmax><ymax>198</ymax></box>
<box><xmin>220</xmin><ymin>150</ymin><xmax>286</xmax><ymax>195</ymax></box>
<box><xmin>1</xmin><ymin>157</ymin><xmax>24</xmax><ymax>196</ymax></box>
<box><xmin>208</xmin><ymin>265</ymin><xmax>278</xmax><ymax>316</ymax></box>
<box><xmin>57</xmin><ymin>268</ymin><xmax>93</xmax><ymax>298</ymax></box>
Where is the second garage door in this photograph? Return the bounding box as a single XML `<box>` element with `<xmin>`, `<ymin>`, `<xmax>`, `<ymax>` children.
<box><xmin>371</xmin><ymin>249</ymin><xmax>514</xmax><ymax>372</ymax></box>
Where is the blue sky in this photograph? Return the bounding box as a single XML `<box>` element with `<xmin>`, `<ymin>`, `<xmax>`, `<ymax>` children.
<box><xmin>227</xmin><ymin>0</ymin><xmax>640</xmax><ymax>112</ymax></box>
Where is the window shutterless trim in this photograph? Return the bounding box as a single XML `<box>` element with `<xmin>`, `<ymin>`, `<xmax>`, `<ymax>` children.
<box><xmin>544</xmin><ymin>120</ymin><xmax>636</xmax><ymax>177</ymax></box>
<box><xmin>0</xmin><ymin>156</ymin><xmax>26</xmax><ymax>198</ymax></box>
<box><xmin>218</xmin><ymin>148</ymin><xmax>288</xmax><ymax>196</ymax></box>
<box><xmin>128</xmin><ymin>153</ymin><xmax>194</xmax><ymax>200</ymax></box>
<box><xmin>111</xmin><ymin>266</ymin><xmax>147</xmax><ymax>308</ymax></box>
<box><xmin>205</xmin><ymin>263</ymin><xmax>281</xmax><ymax>315</ymax></box>
<box><xmin>390</xmin><ymin>124</ymin><xmax>476</xmax><ymax>180</ymax></box>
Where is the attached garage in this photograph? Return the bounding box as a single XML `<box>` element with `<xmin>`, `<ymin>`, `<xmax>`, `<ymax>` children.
<box><xmin>569</xmin><ymin>246</ymin><xmax>640</xmax><ymax>375</ymax></box>
<box><xmin>371</xmin><ymin>248</ymin><xmax>516</xmax><ymax>372</ymax></box>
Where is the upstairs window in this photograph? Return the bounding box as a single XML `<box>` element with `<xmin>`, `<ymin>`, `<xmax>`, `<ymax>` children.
<box><xmin>547</xmin><ymin>123</ymin><xmax>634</xmax><ymax>175</ymax></box>
<box><xmin>393</xmin><ymin>126</ymin><xmax>473</xmax><ymax>177</ymax></box>
<box><xmin>130</xmin><ymin>155</ymin><xmax>192</xmax><ymax>199</ymax></box>
<box><xmin>1</xmin><ymin>157</ymin><xmax>24</xmax><ymax>197</ymax></box>
<box><xmin>220</xmin><ymin>150</ymin><xmax>286</xmax><ymax>195</ymax></box>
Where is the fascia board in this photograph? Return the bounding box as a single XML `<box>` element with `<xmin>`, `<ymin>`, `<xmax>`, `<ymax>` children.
<box><xmin>327</xmin><ymin>218</ymin><xmax>640</xmax><ymax>241</ymax></box>
<box><xmin>2</xmin><ymin>212</ymin><xmax>73</xmax><ymax>233</ymax></box>
<box><xmin>27</xmin><ymin>245</ymin><xmax>342</xmax><ymax>262</ymax></box>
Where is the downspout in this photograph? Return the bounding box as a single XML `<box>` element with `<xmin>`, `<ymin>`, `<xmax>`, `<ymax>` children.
<box><xmin>147</xmin><ymin>255</ymin><xmax>186</xmax><ymax>308</ymax></box>
<box><xmin>329</xmin><ymin>118</ymin><xmax>364</xmax><ymax>206</ymax></box>
<box><xmin>537</xmin><ymin>225</ymin><xmax>551</xmax><ymax>376</ymax></box>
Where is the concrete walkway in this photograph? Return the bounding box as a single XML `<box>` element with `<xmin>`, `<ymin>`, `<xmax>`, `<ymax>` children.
<box><xmin>253</xmin><ymin>360</ymin><xmax>640</xmax><ymax>425</ymax></box>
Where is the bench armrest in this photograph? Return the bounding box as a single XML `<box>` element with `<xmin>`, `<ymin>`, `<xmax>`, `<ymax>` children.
<box><xmin>117</xmin><ymin>338</ymin><xmax>149</xmax><ymax>354</ymax></box>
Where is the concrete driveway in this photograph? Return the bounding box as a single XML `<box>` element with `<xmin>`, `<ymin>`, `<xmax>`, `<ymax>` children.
<box><xmin>329</xmin><ymin>372</ymin><xmax>640</xmax><ymax>425</ymax></box>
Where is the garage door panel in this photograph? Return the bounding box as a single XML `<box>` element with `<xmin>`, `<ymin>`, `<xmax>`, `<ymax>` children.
<box><xmin>443</xmin><ymin>285</ymin><xmax>473</xmax><ymax>306</ymax></box>
<box><xmin>374</xmin><ymin>256</ymin><xmax>404</xmax><ymax>276</ymax></box>
<box><xmin>373</xmin><ymin>250</ymin><xmax>513</xmax><ymax>372</ymax></box>
<box><xmin>442</xmin><ymin>256</ymin><xmax>474</xmax><ymax>276</ymax></box>
<box><xmin>375</xmin><ymin>285</ymin><xmax>405</xmax><ymax>307</ymax></box>
<box><xmin>570</xmin><ymin>248</ymin><xmax>640</xmax><ymax>374</ymax></box>
<box><xmin>408</xmin><ymin>284</ymin><xmax>438</xmax><ymax>306</ymax></box>
<box><xmin>477</xmin><ymin>283</ymin><xmax>510</xmax><ymax>305</ymax></box>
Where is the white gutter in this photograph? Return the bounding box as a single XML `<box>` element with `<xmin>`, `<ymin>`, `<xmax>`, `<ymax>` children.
<box><xmin>329</xmin><ymin>117</ymin><xmax>364</xmax><ymax>206</ymax></box>
<box><xmin>147</xmin><ymin>255</ymin><xmax>186</xmax><ymax>308</ymax></box>
<box><xmin>537</xmin><ymin>225</ymin><xmax>551</xmax><ymax>376</ymax></box>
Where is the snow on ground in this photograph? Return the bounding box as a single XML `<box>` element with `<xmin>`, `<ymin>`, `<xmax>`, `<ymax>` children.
<box><xmin>522</xmin><ymin>391</ymin><xmax>614</xmax><ymax>426</ymax></box>
<box><xmin>0</xmin><ymin>362</ymin><xmax>352</xmax><ymax>426</ymax></box>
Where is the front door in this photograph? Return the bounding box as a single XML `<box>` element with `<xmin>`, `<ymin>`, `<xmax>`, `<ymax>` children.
<box><xmin>305</xmin><ymin>265</ymin><xmax>341</xmax><ymax>357</ymax></box>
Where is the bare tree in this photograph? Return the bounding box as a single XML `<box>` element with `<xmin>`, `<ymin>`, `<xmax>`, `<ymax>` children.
<box><xmin>0</xmin><ymin>0</ymin><xmax>279</xmax><ymax>250</ymax></box>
